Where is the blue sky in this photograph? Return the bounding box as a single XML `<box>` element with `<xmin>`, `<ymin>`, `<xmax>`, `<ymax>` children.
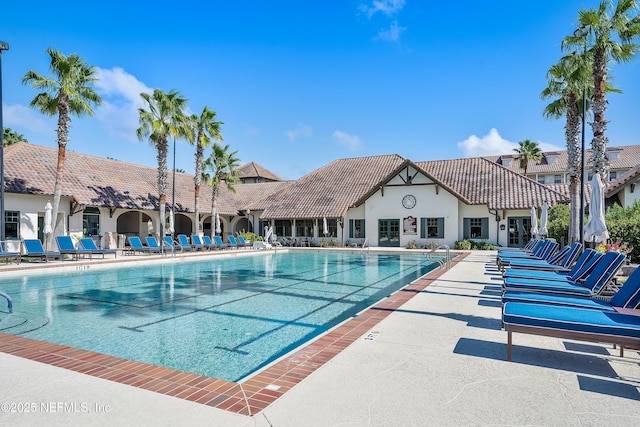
<box><xmin>2</xmin><ymin>1</ymin><xmax>640</xmax><ymax>180</ymax></box>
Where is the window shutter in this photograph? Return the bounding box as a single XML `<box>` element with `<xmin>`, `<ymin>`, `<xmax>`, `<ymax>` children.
<box><xmin>349</xmin><ymin>219</ymin><xmax>354</xmax><ymax>238</ymax></box>
<box><xmin>420</xmin><ymin>218</ymin><xmax>426</xmax><ymax>239</ymax></box>
<box><xmin>361</xmin><ymin>220</ymin><xmax>365</xmax><ymax>238</ymax></box>
<box><xmin>481</xmin><ymin>217</ymin><xmax>489</xmax><ymax>239</ymax></box>
<box><xmin>463</xmin><ymin>218</ymin><xmax>470</xmax><ymax>239</ymax></box>
<box><xmin>437</xmin><ymin>217</ymin><xmax>444</xmax><ymax>238</ymax></box>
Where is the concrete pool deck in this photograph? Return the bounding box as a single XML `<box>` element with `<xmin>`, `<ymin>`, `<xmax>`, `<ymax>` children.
<box><xmin>0</xmin><ymin>250</ymin><xmax>639</xmax><ymax>425</ymax></box>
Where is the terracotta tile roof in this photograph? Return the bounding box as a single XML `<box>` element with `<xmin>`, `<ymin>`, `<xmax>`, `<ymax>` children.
<box><xmin>4</xmin><ymin>142</ymin><xmax>247</xmax><ymax>215</ymax></box>
<box><xmin>484</xmin><ymin>144</ymin><xmax>640</xmax><ymax>174</ymax></box>
<box><xmin>238</xmin><ymin>162</ymin><xmax>283</xmax><ymax>182</ymax></box>
<box><xmin>260</xmin><ymin>154</ymin><xmax>407</xmax><ymax>219</ymax></box>
<box><xmin>416</xmin><ymin>157</ymin><xmax>569</xmax><ymax>210</ymax></box>
<box><xmin>606</xmin><ymin>164</ymin><xmax>640</xmax><ymax>196</ymax></box>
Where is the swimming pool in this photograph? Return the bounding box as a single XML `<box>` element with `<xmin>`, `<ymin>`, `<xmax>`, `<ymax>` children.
<box><xmin>0</xmin><ymin>250</ymin><xmax>442</xmax><ymax>382</ymax></box>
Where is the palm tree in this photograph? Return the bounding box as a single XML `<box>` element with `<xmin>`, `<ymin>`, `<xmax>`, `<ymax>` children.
<box><xmin>202</xmin><ymin>143</ymin><xmax>241</xmax><ymax>239</ymax></box>
<box><xmin>189</xmin><ymin>106</ymin><xmax>224</xmax><ymax>237</ymax></box>
<box><xmin>3</xmin><ymin>128</ymin><xmax>27</xmax><ymax>146</ymax></box>
<box><xmin>513</xmin><ymin>139</ymin><xmax>542</xmax><ymax>176</ymax></box>
<box><xmin>574</xmin><ymin>0</ymin><xmax>640</xmax><ymax>179</ymax></box>
<box><xmin>22</xmin><ymin>48</ymin><xmax>102</xmax><ymax>249</ymax></box>
<box><xmin>136</xmin><ymin>89</ymin><xmax>189</xmax><ymax>240</ymax></box>
<box><xmin>541</xmin><ymin>51</ymin><xmax>593</xmax><ymax>243</ymax></box>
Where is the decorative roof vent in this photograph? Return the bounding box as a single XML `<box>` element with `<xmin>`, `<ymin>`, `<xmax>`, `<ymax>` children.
<box><xmin>544</xmin><ymin>152</ymin><xmax>561</xmax><ymax>164</ymax></box>
<box><xmin>606</xmin><ymin>147</ymin><xmax>623</xmax><ymax>160</ymax></box>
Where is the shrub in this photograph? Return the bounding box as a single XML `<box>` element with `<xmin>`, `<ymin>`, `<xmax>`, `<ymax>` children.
<box><xmin>605</xmin><ymin>201</ymin><xmax>640</xmax><ymax>262</ymax></box>
<box><xmin>547</xmin><ymin>203</ymin><xmax>569</xmax><ymax>245</ymax></box>
<box><xmin>238</xmin><ymin>231</ymin><xmax>263</xmax><ymax>242</ymax></box>
<box><xmin>454</xmin><ymin>240</ymin><xmax>472</xmax><ymax>250</ymax></box>
<box><xmin>406</xmin><ymin>240</ymin><xmax>418</xmax><ymax>249</ymax></box>
<box><xmin>423</xmin><ymin>241</ymin><xmax>439</xmax><ymax>250</ymax></box>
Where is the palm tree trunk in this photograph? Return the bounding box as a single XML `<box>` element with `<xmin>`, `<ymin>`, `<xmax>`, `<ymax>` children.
<box><xmin>565</xmin><ymin>94</ymin><xmax>581</xmax><ymax>244</ymax></box>
<box><xmin>591</xmin><ymin>46</ymin><xmax>609</xmax><ymax>179</ymax></box>
<box><xmin>49</xmin><ymin>99</ymin><xmax>70</xmax><ymax>250</ymax></box>
<box><xmin>194</xmin><ymin>136</ymin><xmax>204</xmax><ymax>236</ymax></box>
<box><xmin>156</xmin><ymin>138</ymin><xmax>168</xmax><ymax>241</ymax></box>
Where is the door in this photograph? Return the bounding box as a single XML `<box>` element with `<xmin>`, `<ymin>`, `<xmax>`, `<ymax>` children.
<box><xmin>507</xmin><ymin>217</ymin><xmax>532</xmax><ymax>248</ymax></box>
<box><xmin>378</xmin><ymin>219</ymin><xmax>400</xmax><ymax>247</ymax></box>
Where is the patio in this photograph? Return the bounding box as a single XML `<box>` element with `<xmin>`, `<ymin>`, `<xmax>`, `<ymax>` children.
<box><xmin>0</xmin><ymin>250</ymin><xmax>639</xmax><ymax>426</ymax></box>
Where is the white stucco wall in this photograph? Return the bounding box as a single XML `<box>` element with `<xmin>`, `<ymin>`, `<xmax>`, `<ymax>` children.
<box><xmin>350</xmin><ymin>169</ymin><xmax>461</xmax><ymax>247</ymax></box>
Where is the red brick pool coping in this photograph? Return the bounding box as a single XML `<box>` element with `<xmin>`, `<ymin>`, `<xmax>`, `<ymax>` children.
<box><xmin>0</xmin><ymin>252</ymin><xmax>467</xmax><ymax>416</ymax></box>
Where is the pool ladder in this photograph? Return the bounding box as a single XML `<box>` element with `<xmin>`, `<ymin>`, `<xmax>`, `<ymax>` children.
<box><xmin>360</xmin><ymin>238</ymin><xmax>369</xmax><ymax>254</ymax></box>
<box><xmin>427</xmin><ymin>245</ymin><xmax>451</xmax><ymax>270</ymax></box>
<box><xmin>0</xmin><ymin>290</ymin><xmax>12</xmax><ymax>313</ymax></box>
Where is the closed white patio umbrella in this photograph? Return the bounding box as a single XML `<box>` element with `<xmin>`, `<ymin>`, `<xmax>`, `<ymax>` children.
<box><xmin>323</xmin><ymin>217</ymin><xmax>328</xmax><ymax>236</ymax></box>
<box><xmin>584</xmin><ymin>175</ymin><xmax>609</xmax><ymax>244</ymax></box>
<box><xmin>538</xmin><ymin>201</ymin><xmax>549</xmax><ymax>237</ymax></box>
<box><xmin>529</xmin><ymin>206</ymin><xmax>538</xmax><ymax>238</ymax></box>
<box><xmin>43</xmin><ymin>201</ymin><xmax>53</xmax><ymax>249</ymax></box>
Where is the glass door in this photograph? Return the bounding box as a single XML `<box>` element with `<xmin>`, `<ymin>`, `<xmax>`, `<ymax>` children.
<box><xmin>378</xmin><ymin>219</ymin><xmax>400</xmax><ymax>247</ymax></box>
<box><xmin>507</xmin><ymin>217</ymin><xmax>532</xmax><ymax>247</ymax></box>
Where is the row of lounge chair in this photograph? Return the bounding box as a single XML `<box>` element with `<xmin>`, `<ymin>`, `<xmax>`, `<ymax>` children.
<box><xmin>124</xmin><ymin>234</ymin><xmax>251</xmax><ymax>255</ymax></box>
<box><xmin>496</xmin><ymin>240</ymin><xmax>640</xmax><ymax>361</ymax></box>
<box><xmin>0</xmin><ymin>236</ymin><xmax>118</xmax><ymax>264</ymax></box>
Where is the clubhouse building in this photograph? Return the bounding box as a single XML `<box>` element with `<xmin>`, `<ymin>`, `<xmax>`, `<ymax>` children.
<box><xmin>4</xmin><ymin>142</ymin><xmax>639</xmax><ymax>251</ymax></box>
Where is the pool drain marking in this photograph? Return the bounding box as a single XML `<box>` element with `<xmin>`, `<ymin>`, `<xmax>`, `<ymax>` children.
<box><xmin>364</xmin><ymin>330</ymin><xmax>380</xmax><ymax>341</ymax></box>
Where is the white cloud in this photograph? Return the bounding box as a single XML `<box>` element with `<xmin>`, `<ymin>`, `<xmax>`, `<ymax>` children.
<box><xmin>360</xmin><ymin>0</ymin><xmax>405</xmax><ymax>17</ymax></box>
<box><xmin>286</xmin><ymin>123</ymin><xmax>312</xmax><ymax>142</ymax></box>
<box><xmin>94</xmin><ymin>67</ymin><xmax>153</xmax><ymax>142</ymax></box>
<box><xmin>3</xmin><ymin>103</ymin><xmax>53</xmax><ymax>133</ymax></box>
<box><xmin>457</xmin><ymin>128</ymin><xmax>563</xmax><ymax>157</ymax></box>
<box><xmin>376</xmin><ymin>21</ymin><xmax>406</xmax><ymax>42</ymax></box>
<box><xmin>332</xmin><ymin>130</ymin><xmax>363</xmax><ymax>151</ymax></box>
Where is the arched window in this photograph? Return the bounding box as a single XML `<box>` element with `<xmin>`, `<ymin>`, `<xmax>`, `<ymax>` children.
<box><xmin>83</xmin><ymin>207</ymin><xmax>101</xmax><ymax>236</ymax></box>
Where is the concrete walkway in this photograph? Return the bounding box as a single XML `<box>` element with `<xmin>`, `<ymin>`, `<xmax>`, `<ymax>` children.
<box><xmin>1</xmin><ymin>251</ymin><xmax>639</xmax><ymax>426</ymax></box>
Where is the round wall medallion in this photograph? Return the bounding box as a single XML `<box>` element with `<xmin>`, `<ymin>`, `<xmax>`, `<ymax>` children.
<box><xmin>402</xmin><ymin>194</ymin><xmax>416</xmax><ymax>209</ymax></box>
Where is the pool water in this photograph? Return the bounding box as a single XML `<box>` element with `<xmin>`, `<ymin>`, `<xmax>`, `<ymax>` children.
<box><xmin>0</xmin><ymin>251</ymin><xmax>441</xmax><ymax>381</ymax></box>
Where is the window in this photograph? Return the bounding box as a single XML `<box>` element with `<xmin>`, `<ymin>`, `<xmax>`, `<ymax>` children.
<box><xmin>609</xmin><ymin>171</ymin><xmax>617</xmax><ymax>180</ymax></box>
<box><xmin>295</xmin><ymin>219</ymin><xmax>314</xmax><ymax>237</ymax></box>
<box><xmin>349</xmin><ymin>219</ymin><xmax>365</xmax><ymax>238</ymax></box>
<box><xmin>83</xmin><ymin>207</ymin><xmax>101</xmax><ymax>236</ymax></box>
<box><xmin>463</xmin><ymin>217</ymin><xmax>489</xmax><ymax>239</ymax></box>
<box><xmin>554</xmin><ymin>175</ymin><xmax>562</xmax><ymax>184</ymax></box>
<box><xmin>5</xmin><ymin>211</ymin><xmax>19</xmax><ymax>239</ymax></box>
<box><xmin>537</xmin><ymin>176</ymin><xmax>545</xmax><ymax>184</ymax></box>
<box><xmin>420</xmin><ymin>217</ymin><xmax>444</xmax><ymax>239</ymax></box>
<box><xmin>325</xmin><ymin>219</ymin><xmax>338</xmax><ymax>237</ymax></box>
<box><xmin>274</xmin><ymin>220</ymin><xmax>291</xmax><ymax>237</ymax></box>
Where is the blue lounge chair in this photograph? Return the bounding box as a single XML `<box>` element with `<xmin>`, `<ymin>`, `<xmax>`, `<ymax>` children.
<box><xmin>163</xmin><ymin>236</ymin><xmax>186</xmax><ymax>252</ymax></box>
<box><xmin>236</xmin><ymin>235</ymin><xmax>251</xmax><ymax>249</ymax></box>
<box><xmin>191</xmin><ymin>235</ymin><xmax>212</xmax><ymax>250</ymax></box>
<box><xmin>0</xmin><ymin>244</ymin><xmax>20</xmax><ymax>264</ymax></box>
<box><xmin>23</xmin><ymin>239</ymin><xmax>61</xmax><ymax>262</ymax></box>
<box><xmin>498</xmin><ymin>240</ymin><xmax>559</xmax><ymax>269</ymax></box>
<box><xmin>502</xmin><ymin>251</ymin><xmax>626</xmax><ymax>297</ymax></box>
<box><xmin>503</xmin><ymin>249</ymin><xmax>600</xmax><ymax>282</ymax></box>
<box><xmin>213</xmin><ymin>235</ymin><xmax>229</xmax><ymax>249</ymax></box>
<box><xmin>56</xmin><ymin>235</ymin><xmax>93</xmax><ymax>260</ymax></box>
<box><xmin>503</xmin><ymin>265</ymin><xmax>640</xmax><ymax>312</ymax></box>
<box><xmin>127</xmin><ymin>236</ymin><xmax>160</xmax><ymax>255</ymax></box>
<box><xmin>203</xmin><ymin>235</ymin><xmax>224</xmax><ymax>250</ymax></box>
<box><xmin>145</xmin><ymin>236</ymin><xmax>164</xmax><ymax>252</ymax></box>
<box><xmin>498</xmin><ymin>239</ymin><xmax>539</xmax><ymax>254</ymax></box>
<box><xmin>503</xmin><ymin>301</ymin><xmax>640</xmax><ymax>361</ymax></box>
<box><xmin>79</xmin><ymin>238</ymin><xmax>118</xmax><ymax>258</ymax></box>
<box><xmin>227</xmin><ymin>235</ymin><xmax>239</xmax><ymax>249</ymax></box>
<box><xmin>504</xmin><ymin>243</ymin><xmax>582</xmax><ymax>272</ymax></box>
<box><xmin>177</xmin><ymin>234</ymin><xmax>197</xmax><ymax>251</ymax></box>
